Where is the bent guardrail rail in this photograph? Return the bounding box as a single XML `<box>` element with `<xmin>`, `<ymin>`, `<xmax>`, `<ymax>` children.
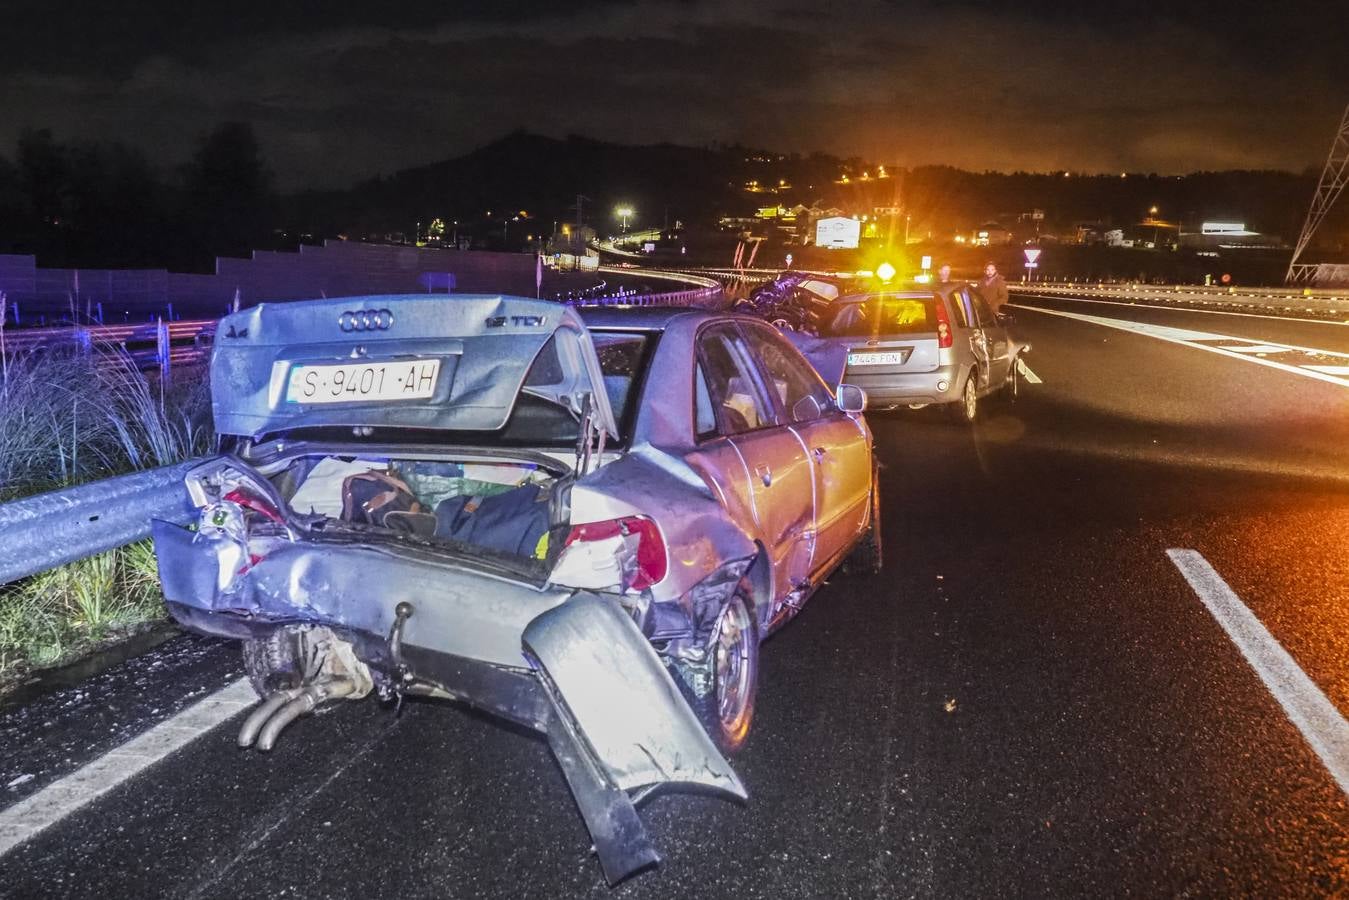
<box><xmin>0</xmin><ymin>461</ymin><xmax>203</xmax><ymax>586</ymax></box>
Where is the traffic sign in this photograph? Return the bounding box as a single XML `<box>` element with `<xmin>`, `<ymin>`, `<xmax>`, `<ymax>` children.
<box><xmin>1023</xmin><ymin>247</ymin><xmax>1042</xmax><ymax>265</ymax></box>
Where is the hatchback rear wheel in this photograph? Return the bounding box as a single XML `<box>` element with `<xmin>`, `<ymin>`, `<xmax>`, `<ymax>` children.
<box><xmin>951</xmin><ymin>370</ymin><xmax>979</xmax><ymax>423</ymax></box>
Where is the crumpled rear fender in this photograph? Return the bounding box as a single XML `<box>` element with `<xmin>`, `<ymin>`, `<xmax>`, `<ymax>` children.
<box><xmin>523</xmin><ymin>592</ymin><xmax>745</xmax><ymax>799</ymax></box>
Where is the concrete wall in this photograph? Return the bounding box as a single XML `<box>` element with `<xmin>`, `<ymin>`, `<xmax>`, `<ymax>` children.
<box><xmin>0</xmin><ymin>242</ymin><xmax>537</xmax><ymax>326</ymax></box>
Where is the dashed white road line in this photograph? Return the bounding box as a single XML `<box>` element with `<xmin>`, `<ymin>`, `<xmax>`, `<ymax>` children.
<box><xmin>1024</xmin><ymin>306</ymin><xmax>1349</xmax><ymax>388</ymax></box>
<box><xmin>1167</xmin><ymin>549</ymin><xmax>1349</xmax><ymax>799</ymax></box>
<box><xmin>0</xmin><ymin>677</ymin><xmax>255</xmax><ymax>857</ymax></box>
<box><xmin>1016</xmin><ymin>357</ymin><xmax>1043</xmax><ymax>384</ymax></box>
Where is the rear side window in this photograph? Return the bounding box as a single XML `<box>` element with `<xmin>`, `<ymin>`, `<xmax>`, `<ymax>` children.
<box><xmin>949</xmin><ymin>290</ymin><xmax>976</xmax><ymax>329</ymax></box>
<box><xmin>825</xmin><ymin>296</ymin><xmax>938</xmax><ymax>337</ymax></box>
<box><xmin>696</xmin><ymin>325</ymin><xmax>773</xmax><ymax>436</ymax></box>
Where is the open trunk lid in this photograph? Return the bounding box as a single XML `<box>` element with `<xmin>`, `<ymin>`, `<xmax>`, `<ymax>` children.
<box><xmin>211</xmin><ymin>294</ymin><xmax>617</xmax><ymax>441</ymax></box>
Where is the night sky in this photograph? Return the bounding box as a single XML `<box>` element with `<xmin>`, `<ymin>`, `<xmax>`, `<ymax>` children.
<box><xmin>1</xmin><ymin>1</ymin><xmax>1343</xmax><ymax>189</ymax></box>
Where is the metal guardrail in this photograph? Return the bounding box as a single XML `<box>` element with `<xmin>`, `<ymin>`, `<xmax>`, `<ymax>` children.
<box><xmin>1</xmin><ymin>320</ymin><xmax>217</xmax><ymax>370</ymax></box>
<box><xmin>1010</xmin><ymin>282</ymin><xmax>1349</xmax><ymax>317</ymax></box>
<box><xmin>572</xmin><ymin>268</ymin><xmax>724</xmax><ymax>308</ymax></box>
<box><xmin>0</xmin><ymin>461</ymin><xmax>203</xmax><ymax>586</ymax></box>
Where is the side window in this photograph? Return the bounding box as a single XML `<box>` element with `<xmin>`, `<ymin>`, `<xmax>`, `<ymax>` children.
<box><xmin>696</xmin><ymin>326</ymin><xmax>774</xmax><ymax>437</ymax></box>
<box><xmin>694</xmin><ymin>363</ymin><xmax>717</xmax><ymax>438</ymax></box>
<box><xmin>971</xmin><ymin>291</ymin><xmax>997</xmax><ymax>328</ymax></box>
<box><xmin>739</xmin><ymin>323</ymin><xmax>834</xmax><ymax>423</ymax></box>
<box><xmin>941</xmin><ymin>291</ymin><xmax>969</xmax><ymax>329</ymax></box>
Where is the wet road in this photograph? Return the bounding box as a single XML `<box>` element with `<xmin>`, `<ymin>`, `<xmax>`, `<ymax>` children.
<box><xmin>2</xmin><ymin>293</ymin><xmax>1347</xmax><ymax>897</ymax></box>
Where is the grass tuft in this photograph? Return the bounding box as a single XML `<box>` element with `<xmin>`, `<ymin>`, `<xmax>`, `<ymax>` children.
<box><xmin>0</xmin><ymin>342</ymin><xmax>211</xmax><ymax>684</ymax></box>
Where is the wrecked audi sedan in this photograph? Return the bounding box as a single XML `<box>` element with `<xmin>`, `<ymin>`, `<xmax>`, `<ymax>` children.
<box><xmin>152</xmin><ymin>295</ymin><xmax>880</xmax><ymax>883</ymax></box>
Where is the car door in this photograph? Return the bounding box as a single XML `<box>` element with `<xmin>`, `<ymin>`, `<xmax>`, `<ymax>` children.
<box><xmin>739</xmin><ymin>321</ymin><xmax>871</xmax><ymax>574</ymax></box>
<box><xmin>691</xmin><ymin>323</ymin><xmax>815</xmax><ymax>614</ymax></box>
<box><xmin>948</xmin><ymin>287</ymin><xmax>991</xmax><ymax>391</ymax></box>
<box><xmin>970</xmin><ymin>288</ymin><xmax>1012</xmax><ymax>385</ymax></box>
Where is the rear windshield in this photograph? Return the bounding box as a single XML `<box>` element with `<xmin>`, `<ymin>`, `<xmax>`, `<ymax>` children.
<box><xmin>824</xmin><ymin>295</ymin><xmax>939</xmax><ymax>338</ymax></box>
<box><xmin>253</xmin><ymin>330</ymin><xmax>657</xmax><ymax>450</ymax></box>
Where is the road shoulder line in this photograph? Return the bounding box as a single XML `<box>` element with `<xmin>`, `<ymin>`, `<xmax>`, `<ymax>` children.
<box><xmin>1022</xmin><ymin>306</ymin><xmax>1349</xmax><ymax>388</ymax></box>
<box><xmin>1167</xmin><ymin>549</ymin><xmax>1349</xmax><ymax>799</ymax></box>
<box><xmin>0</xmin><ymin>677</ymin><xmax>255</xmax><ymax>857</ymax></box>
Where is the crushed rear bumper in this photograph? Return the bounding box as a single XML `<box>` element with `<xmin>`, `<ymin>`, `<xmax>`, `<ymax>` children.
<box><xmin>153</xmin><ymin>519</ymin><xmax>744</xmax><ymax>884</ymax></box>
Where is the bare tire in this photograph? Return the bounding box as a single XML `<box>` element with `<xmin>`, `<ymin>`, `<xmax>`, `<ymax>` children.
<box><xmin>671</xmin><ymin>592</ymin><xmax>760</xmax><ymax>754</ymax></box>
<box><xmin>242</xmin><ymin>628</ymin><xmax>309</xmax><ymax>698</ymax></box>
<box><xmin>1005</xmin><ymin>356</ymin><xmax>1020</xmax><ymax>401</ymax></box>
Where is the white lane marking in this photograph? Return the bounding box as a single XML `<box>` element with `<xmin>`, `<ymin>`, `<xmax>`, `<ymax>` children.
<box><xmin>1024</xmin><ymin>306</ymin><xmax>1349</xmax><ymax>388</ymax></box>
<box><xmin>1212</xmin><ymin>344</ymin><xmax>1296</xmax><ymax>354</ymax></box>
<box><xmin>1016</xmin><ymin>358</ymin><xmax>1043</xmax><ymax>383</ymax></box>
<box><xmin>0</xmin><ymin>677</ymin><xmax>255</xmax><ymax>857</ymax></box>
<box><xmin>1303</xmin><ymin>365</ymin><xmax>1349</xmax><ymax>375</ymax></box>
<box><xmin>1167</xmin><ymin>550</ymin><xmax>1349</xmax><ymax>799</ymax></box>
<box><xmin>1011</xmin><ymin>294</ymin><xmax>1349</xmax><ymax>327</ymax></box>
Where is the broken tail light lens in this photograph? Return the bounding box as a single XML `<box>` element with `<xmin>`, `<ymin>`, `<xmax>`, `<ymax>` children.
<box><xmin>565</xmin><ymin>516</ymin><xmax>668</xmax><ymax>591</ymax></box>
<box><xmin>222</xmin><ymin>488</ymin><xmax>285</xmax><ymax>524</ymax></box>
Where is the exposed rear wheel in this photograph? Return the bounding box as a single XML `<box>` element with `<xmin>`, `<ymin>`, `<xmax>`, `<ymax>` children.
<box><xmin>242</xmin><ymin>627</ymin><xmax>319</xmax><ymax>698</ymax></box>
<box><xmin>671</xmin><ymin>592</ymin><xmax>759</xmax><ymax>754</ymax></box>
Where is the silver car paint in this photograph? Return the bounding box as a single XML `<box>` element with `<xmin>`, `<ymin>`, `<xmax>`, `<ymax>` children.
<box><xmin>811</xmin><ymin>286</ymin><xmax>1028</xmax><ymax>409</ymax></box>
<box><xmin>154</xmin><ymin>300</ymin><xmax>876</xmax><ymax>883</ymax></box>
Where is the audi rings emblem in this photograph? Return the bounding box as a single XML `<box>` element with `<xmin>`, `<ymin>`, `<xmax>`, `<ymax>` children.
<box><xmin>338</xmin><ymin>308</ymin><xmax>394</xmax><ymax>332</ymax></box>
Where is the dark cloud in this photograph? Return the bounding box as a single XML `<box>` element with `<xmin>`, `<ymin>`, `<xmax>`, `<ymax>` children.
<box><xmin>0</xmin><ymin>1</ymin><xmax>1340</xmax><ymax>187</ymax></box>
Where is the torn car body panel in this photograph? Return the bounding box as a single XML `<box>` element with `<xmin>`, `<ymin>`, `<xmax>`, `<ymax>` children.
<box><xmin>524</xmin><ymin>592</ymin><xmax>746</xmax><ymax>798</ymax></box>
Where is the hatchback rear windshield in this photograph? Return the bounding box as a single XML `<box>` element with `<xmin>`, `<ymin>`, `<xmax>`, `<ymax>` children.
<box><xmin>824</xmin><ymin>295</ymin><xmax>939</xmax><ymax>338</ymax></box>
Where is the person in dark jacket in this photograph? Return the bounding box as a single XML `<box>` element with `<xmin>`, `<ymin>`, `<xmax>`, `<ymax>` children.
<box><xmin>979</xmin><ymin>261</ymin><xmax>1009</xmax><ymax>314</ymax></box>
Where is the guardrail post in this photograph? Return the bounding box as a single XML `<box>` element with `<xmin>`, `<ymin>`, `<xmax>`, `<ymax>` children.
<box><xmin>156</xmin><ymin>317</ymin><xmax>171</xmax><ymax>384</ymax></box>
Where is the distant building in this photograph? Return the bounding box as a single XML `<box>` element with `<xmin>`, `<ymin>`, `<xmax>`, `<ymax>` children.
<box><xmin>1179</xmin><ymin>221</ymin><xmax>1283</xmax><ymax>250</ymax></box>
<box><xmin>974</xmin><ymin>223</ymin><xmax>1011</xmax><ymax>246</ymax></box>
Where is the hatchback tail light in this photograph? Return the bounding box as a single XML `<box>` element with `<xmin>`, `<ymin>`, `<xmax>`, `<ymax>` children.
<box><xmin>934</xmin><ymin>299</ymin><xmax>953</xmax><ymax>348</ymax></box>
<box><xmin>564</xmin><ymin>516</ymin><xmax>668</xmax><ymax>590</ymax></box>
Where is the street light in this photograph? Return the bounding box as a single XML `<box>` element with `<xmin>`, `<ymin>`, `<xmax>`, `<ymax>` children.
<box><xmin>615</xmin><ymin>205</ymin><xmax>634</xmax><ymax>233</ymax></box>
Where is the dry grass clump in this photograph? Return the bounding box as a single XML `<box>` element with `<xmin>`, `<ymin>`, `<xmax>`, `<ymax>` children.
<box><xmin>0</xmin><ymin>342</ymin><xmax>211</xmax><ymax>682</ymax></box>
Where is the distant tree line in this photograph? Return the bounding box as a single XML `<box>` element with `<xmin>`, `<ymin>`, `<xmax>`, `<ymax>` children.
<box><xmin>0</xmin><ymin>126</ymin><xmax>1338</xmax><ymax>270</ymax></box>
<box><xmin>0</xmin><ymin>122</ymin><xmax>277</xmax><ymax>272</ymax></box>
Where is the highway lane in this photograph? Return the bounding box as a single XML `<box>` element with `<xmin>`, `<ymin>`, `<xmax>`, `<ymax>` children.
<box><xmin>1</xmin><ymin>302</ymin><xmax>1347</xmax><ymax>898</ymax></box>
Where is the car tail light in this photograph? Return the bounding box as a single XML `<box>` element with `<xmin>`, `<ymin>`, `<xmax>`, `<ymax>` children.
<box><xmin>565</xmin><ymin>516</ymin><xmax>667</xmax><ymax>590</ymax></box>
<box><xmin>934</xmin><ymin>300</ymin><xmax>953</xmax><ymax>348</ymax></box>
<box><xmin>222</xmin><ymin>488</ymin><xmax>285</xmax><ymax>524</ymax></box>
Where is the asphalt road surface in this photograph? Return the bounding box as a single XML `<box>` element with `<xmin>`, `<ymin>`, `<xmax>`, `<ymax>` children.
<box><xmin>2</xmin><ymin>293</ymin><xmax>1347</xmax><ymax>898</ymax></box>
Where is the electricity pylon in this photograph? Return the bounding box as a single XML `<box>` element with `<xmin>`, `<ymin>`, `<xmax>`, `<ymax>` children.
<box><xmin>1286</xmin><ymin>104</ymin><xmax>1349</xmax><ymax>284</ymax></box>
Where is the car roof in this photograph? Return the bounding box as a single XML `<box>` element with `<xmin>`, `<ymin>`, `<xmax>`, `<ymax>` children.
<box><xmin>573</xmin><ymin>305</ymin><xmax>722</xmax><ymax>330</ymax></box>
<box><xmin>836</xmin><ymin>288</ymin><xmax>944</xmax><ymax>303</ymax></box>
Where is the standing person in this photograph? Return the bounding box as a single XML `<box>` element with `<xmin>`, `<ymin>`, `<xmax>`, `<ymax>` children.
<box><xmin>979</xmin><ymin>261</ymin><xmax>1009</xmax><ymax>315</ymax></box>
